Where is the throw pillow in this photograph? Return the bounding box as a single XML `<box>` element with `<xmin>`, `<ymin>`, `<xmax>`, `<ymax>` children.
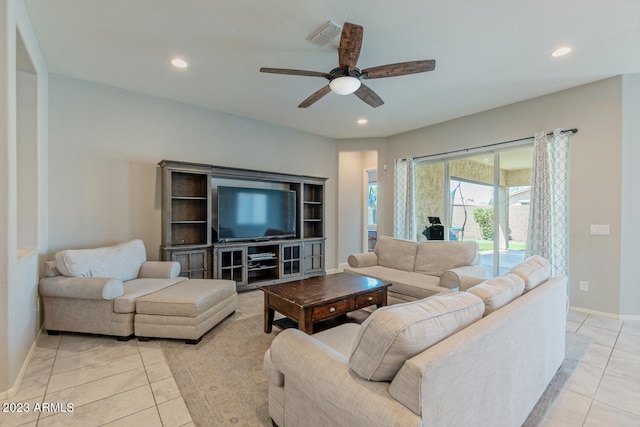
<box><xmin>55</xmin><ymin>239</ymin><xmax>147</xmax><ymax>282</ymax></box>
<box><xmin>349</xmin><ymin>292</ymin><xmax>484</xmax><ymax>381</ymax></box>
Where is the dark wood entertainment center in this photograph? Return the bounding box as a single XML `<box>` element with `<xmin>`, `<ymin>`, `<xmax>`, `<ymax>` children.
<box><xmin>159</xmin><ymin>160</ymin><xmax>327</xmax><ymax>291</ymax></box>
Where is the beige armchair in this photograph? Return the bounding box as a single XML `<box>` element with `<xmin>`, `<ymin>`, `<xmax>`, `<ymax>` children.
<box><xmin>39</xmin><ymin>240</ymin><xmax>184</xmax><ymax>339</ymax></box>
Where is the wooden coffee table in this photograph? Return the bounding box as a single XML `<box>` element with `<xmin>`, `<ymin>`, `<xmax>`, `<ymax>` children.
<box><xmin>259</xmin><ymin>272</ymin><xmax>390</xmax><ymax>334</ymax></box>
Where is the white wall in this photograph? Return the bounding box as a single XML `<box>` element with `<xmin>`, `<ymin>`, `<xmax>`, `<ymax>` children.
<box><xmin>620</xmin><ymin>74</ymin><xmax>640</xmax><ymax>316</ymax></box>
<box><xmin>0</xmin><ymin>0</ymin><xmax>48</xmax><ymax>397</ymax></box>
<box><xmin>338</xmin><ymin>152</ymin><xmax>364</xmax><ymax>264</ymax></box>
<box><xmin>48</xmin><ymin>75</ymin><xmax>338</xmax><ymax>269</ymax></box>
<box><xmin>382</xmin><ymin>77</ymin><xmax>632</xmax><ymax>316</ymax></box>
<box><xmin>17</xmin><ymin>71</ymin><xmax>38</xmax><ymax>249</ymax></box>
<box><xmin>0</xmin><ymin>0</ymin><xmax>10</xmax><ymax>395</ymax></box>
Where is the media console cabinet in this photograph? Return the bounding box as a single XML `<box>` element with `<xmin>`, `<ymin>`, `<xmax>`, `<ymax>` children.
<box><xmin>159</xmin><ymin>160</ymin><xmax>327</xmax><ymax>291</ymax></box>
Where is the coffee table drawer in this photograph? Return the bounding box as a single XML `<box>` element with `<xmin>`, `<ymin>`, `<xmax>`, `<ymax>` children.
<box><xmin>312</xmin><ymin>299</ymin><xmax>351</xmax><ymax>321</ymax></box>
<box><xmin>355</xmin><ymin>291</ymin><xmax>384</xmax><ymax>308</ymax></box>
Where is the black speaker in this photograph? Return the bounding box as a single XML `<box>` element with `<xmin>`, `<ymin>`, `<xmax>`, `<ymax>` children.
<box><xmin>426</xmin><ymin>225</ymin><xmax>444</xmax><ymax>240</ymax></box>
<box><xmin>422</xmin><ymin>224</ymin><xmax>444</xmax><ymax>240</ymax></box>
<box><xmin>422</xmin><ymin>217</ymin><xmax>444</xmax><ymax>240</ymax></box>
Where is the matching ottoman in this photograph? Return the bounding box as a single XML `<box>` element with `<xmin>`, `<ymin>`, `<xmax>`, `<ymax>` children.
<box><xmin>135</xmin><ymin>279</ymin><xmax>237</xmax><ymax>344</ymax></box>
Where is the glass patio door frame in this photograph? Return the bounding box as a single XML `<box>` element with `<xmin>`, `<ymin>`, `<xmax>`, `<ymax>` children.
<box><xmin>416</xmin><ymin>141</ymin><xmax>532</xmax><ymax>278</ymax></box>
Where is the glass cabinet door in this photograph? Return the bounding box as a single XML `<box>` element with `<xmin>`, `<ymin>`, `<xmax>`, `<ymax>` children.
<box><xmin>217</xmin><ymin>247</ymin><xmax>247</xmax><ymax>285</ymax></box>
<box><xmin>281</xmin><ymin>244</ymin><xmax>302</xmax><ymax>278</ymax></box>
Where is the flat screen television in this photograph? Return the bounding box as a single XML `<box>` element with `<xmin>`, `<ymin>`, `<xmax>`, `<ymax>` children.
<box><xmin>216</xmin><ymin>186</ymin><xmax>296</xmax><ymax>242</ymax></box>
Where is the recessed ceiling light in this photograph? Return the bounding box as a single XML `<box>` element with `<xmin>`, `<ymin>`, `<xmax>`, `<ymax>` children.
<box><xmin>551</xmin><ymin>46</ymin><xmax>572</xmax><ymax>57</ymax></box>
<box><xmin>357</xmin><ymin>118</ymin><xmax>368</xmax><ymax>125</ymax></box>
<box><xmin>171</xmin><ymin>58</ymin><xmax>188</xmax><ymax>68</ymax></box>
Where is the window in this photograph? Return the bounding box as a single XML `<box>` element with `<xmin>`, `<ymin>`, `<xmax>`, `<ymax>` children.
<box><xmin>367</xmin><ymin>181</ymin><xmax>377</xmax><ymax>228</ymax></box>
<box><xmin>366</xmin><ymin>169</ymin><xmax>378</xmax><ymax>251</ymax></box>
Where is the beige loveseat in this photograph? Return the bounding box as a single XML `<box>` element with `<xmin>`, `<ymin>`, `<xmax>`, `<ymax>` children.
<box><xmin>264</xmin><ymin>256</ymin><xmax>566</xmax><ymax>427</ymax></box>
<box><xmin>346</xmin><ymin>235</ymin><xmax>485</xmax><ymax>303</ymax></box>
<box><xmin>39</xmin><ymin>239</ymin><xmax>237</xmax><ymax>342</ymax></box>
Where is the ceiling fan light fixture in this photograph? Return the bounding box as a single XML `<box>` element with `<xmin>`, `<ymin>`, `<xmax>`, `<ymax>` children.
<box><xmin>551</xmin><ymin>46</ymin><xmax>572</xmax><ymax>57</ymax></box>
<box><xmin>329</xmin><ymin>76</ymin><xmax>361</xmax><ymax>95</ymax></box>
<box><xmin>171</xmin><ymin>58</ymin><xmax>188</xmax><ymax>68</ymax></box>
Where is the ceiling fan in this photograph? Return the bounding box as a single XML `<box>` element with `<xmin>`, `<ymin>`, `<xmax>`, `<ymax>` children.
<box><xmin>260</xmin><ymin>22</ymin><xmax>436</xmax><ymax>108</ymax></box>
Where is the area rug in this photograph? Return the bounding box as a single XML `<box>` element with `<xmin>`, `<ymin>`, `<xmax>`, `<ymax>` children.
<box><xmin>161</xmin><ymin>291</ymin><xmax>592</xmax><ymax>427</ymax></box>
<box><xmin>160</xmin><ymin>291</ymin><xmax>276</xmax><ymax>426</ymax></box>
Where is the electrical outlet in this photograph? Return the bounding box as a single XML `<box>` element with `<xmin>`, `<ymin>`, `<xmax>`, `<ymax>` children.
<box><xmin>36</xmin><ymin>297</ymin><xmax>40</xmax><ymax>312</ymax></box>
<box><xmin>579</xmin><ymin>281</ymin><xmax>589</xmax><ymax>292</ymax></box>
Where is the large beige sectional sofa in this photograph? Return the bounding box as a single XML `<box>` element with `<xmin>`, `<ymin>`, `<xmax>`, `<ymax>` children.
<box><xmin>346</xmin><ymin>236</ymin><xmax>486</xmax><ymax>303</ymax></box>
<box><xmin>264</xmin><ymin>256</ymin><xmax>567</xmax><ymax>427</ymax></box>
<box><xmin>38</xmin><ymin>239</ymin><xmax>237</xmax><ymax>343</ymax></box>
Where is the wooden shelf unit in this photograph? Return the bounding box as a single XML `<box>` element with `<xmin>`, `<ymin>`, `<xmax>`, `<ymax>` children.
<box><xmin>159</xmin><ymin>160</ymin><xmax>326</xmax><ymax>287</ymax></box>
<box><xmin>303</xmin><ymin>183</ymin><xmax>324</xmax><ymax>238</ymax></box>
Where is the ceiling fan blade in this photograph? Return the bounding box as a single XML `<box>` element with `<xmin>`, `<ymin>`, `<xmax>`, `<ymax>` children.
<box><xmin>362</xmin><ymin>59</ymin><xmax>436</xmax><ymax>79</ymax></box>
<box><xmin>260</xmin><ymin>67</ymin><xmax>329</xmax><ymax>78</ymax></box>
<box><xmin>338</xmin><ymin>22</ymin><xmax>363</xmax><ymax>69</ymax></box>
<box><xmin>298</xmin><ymin>85</ymin><xmax>332</xmax><ymax>108</ymax></box>
<box><xmin>354</xmin><ymin>83</ymin><xmax>384</xmax><ymax>108</ymax></box>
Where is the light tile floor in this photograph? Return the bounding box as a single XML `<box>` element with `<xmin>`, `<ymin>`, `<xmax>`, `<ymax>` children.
<box><xmin>0</xmin><ymin>329</ymin><xmax>193</xmax><ymax>427</ymax></box>
<box><xmin>2</xmin><ymin>293</ymin><xmax>640</xmax><ymax>427</ymax></box>
<box><xmin>543</xmin><ymin>311</ymin><xmax>640</xmax><ymax>427</ymax></box>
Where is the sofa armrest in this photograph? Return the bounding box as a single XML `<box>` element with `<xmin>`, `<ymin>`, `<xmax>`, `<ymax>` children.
<box><xmin>439</xmin><ymin>265</ymin><xmax>486</xmax><ymax>289</ymax></box>
<box><xmin>458</xmin><ymin>275</ymin><xmax>487</xmax><ymax>292</ymax></box>
<box><xmin>39</xmin><ymin>276</ymin><xmax>124</xmax><ymax>300</ymax></box>
<box><xmin>263</xmin><ymin>350</ymin><xmax>284</xmax><ymax>387</ymax></box>
<box><xmin>347</xmin><ymin>252</ymin><xmax>379</xmax><ymax>268</ymax></box>
<box><xmin>269</xmin><ymin>328</ymin><xmax>420</xmax><ymax>427</ymax></box>
<box><xmin>138</xmin><ymin>261</ymin><xmax>181</xmax><ymax>279</ymax></box>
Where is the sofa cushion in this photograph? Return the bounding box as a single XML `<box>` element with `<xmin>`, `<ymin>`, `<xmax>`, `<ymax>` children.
<box><xmin>349</xmin><ymin>292</ymin><xmax>484</xmax><ymax>381</ymax></box>
<box><xmin>344</xmin><ymin>266</ymin><xmax>444</xmax><ymax>299</ymax></box>
<box><xmin>414</xmin><ymin>241</ymin><xmax>479</xmax><ymax>276</ymax></box>
<box><xmin>374</xmin><ymin>236</ymin><xmax>418</xmax><ymax>272</ymax></box>
<box><xmin>467</xmin><ymin>274</ymin><xmax>525</xmax><ymax>315</ymax></box>
<box><xmin>509</xmin><ymin>255</ymin><xmax>551</xmax><ymax>293</ymax></box>
<box><xmin>55</xmin><ymin>239</ymin><xmax>147</xmax><ymax>282</ymax></box>
<box><xmin>313</xmin><ymin>323</ymin><xmax>362</xmax><ymax>359</ymax></box>
<box><xmin>136</xmin><ymin>279</ymin><xmax>236</xmax><ymax>317</ymax></box>
<box><xmin>113</xmin><ymin>277</ymin><xmax>186</xmax><ymax>313</ymax></box>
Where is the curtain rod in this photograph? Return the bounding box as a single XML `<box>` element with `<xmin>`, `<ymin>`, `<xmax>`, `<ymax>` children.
<box><xmin>411</xmin><ymin>128</ymin><xmax>578</xmax><ymax>162</ymax></box>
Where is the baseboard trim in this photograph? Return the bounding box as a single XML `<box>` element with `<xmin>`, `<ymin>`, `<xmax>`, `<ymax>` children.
<box><xmin>569</xmin><ymin>306</ymin><xmax>640</xmax><ymax>321</ymax></box>
<box><xmin>0</xmin><ymin>328</ymin><xmax>42</xmax><ymax>399</ymax></box>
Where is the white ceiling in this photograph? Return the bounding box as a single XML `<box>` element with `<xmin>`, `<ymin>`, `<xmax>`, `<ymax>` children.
<box><xmin>23</xmin><ymin>0</ymin><xmax>640</xmax><ymax>139</ymax></box>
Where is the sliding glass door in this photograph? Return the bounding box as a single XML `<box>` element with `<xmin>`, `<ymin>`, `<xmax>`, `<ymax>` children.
<box><xmin>415</xmin><ymin>145</ymin><xmax>532</xmax><ymax>278</ymax></box>
<box><xmin>496</xmin><ymin>147</ymin><xmax>532</xmax><ymax>274</ymax></box>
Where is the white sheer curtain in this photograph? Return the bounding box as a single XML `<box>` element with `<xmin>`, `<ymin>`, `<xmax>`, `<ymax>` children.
<box><xmin>526</xmin><ymin>129</ymin><xmax>570</xmax><ymax>276</ymax></box>
<box><xmin>394</xmin><ymin>157</ymin><xmax>417</xmax><ymax>240</ymax></box>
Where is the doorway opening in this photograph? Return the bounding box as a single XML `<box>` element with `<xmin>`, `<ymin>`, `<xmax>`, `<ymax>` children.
<box><xmin>338</xmin><ymin>151</ymin><xmax>378</xmax><ymax>265</ymax></box>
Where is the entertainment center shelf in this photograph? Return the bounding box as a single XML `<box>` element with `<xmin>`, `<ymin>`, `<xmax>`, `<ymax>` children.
<box><xmin>159</xmin><ymin>160</ymin><xmax>327</xmax><ymax>290</ymax></box>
